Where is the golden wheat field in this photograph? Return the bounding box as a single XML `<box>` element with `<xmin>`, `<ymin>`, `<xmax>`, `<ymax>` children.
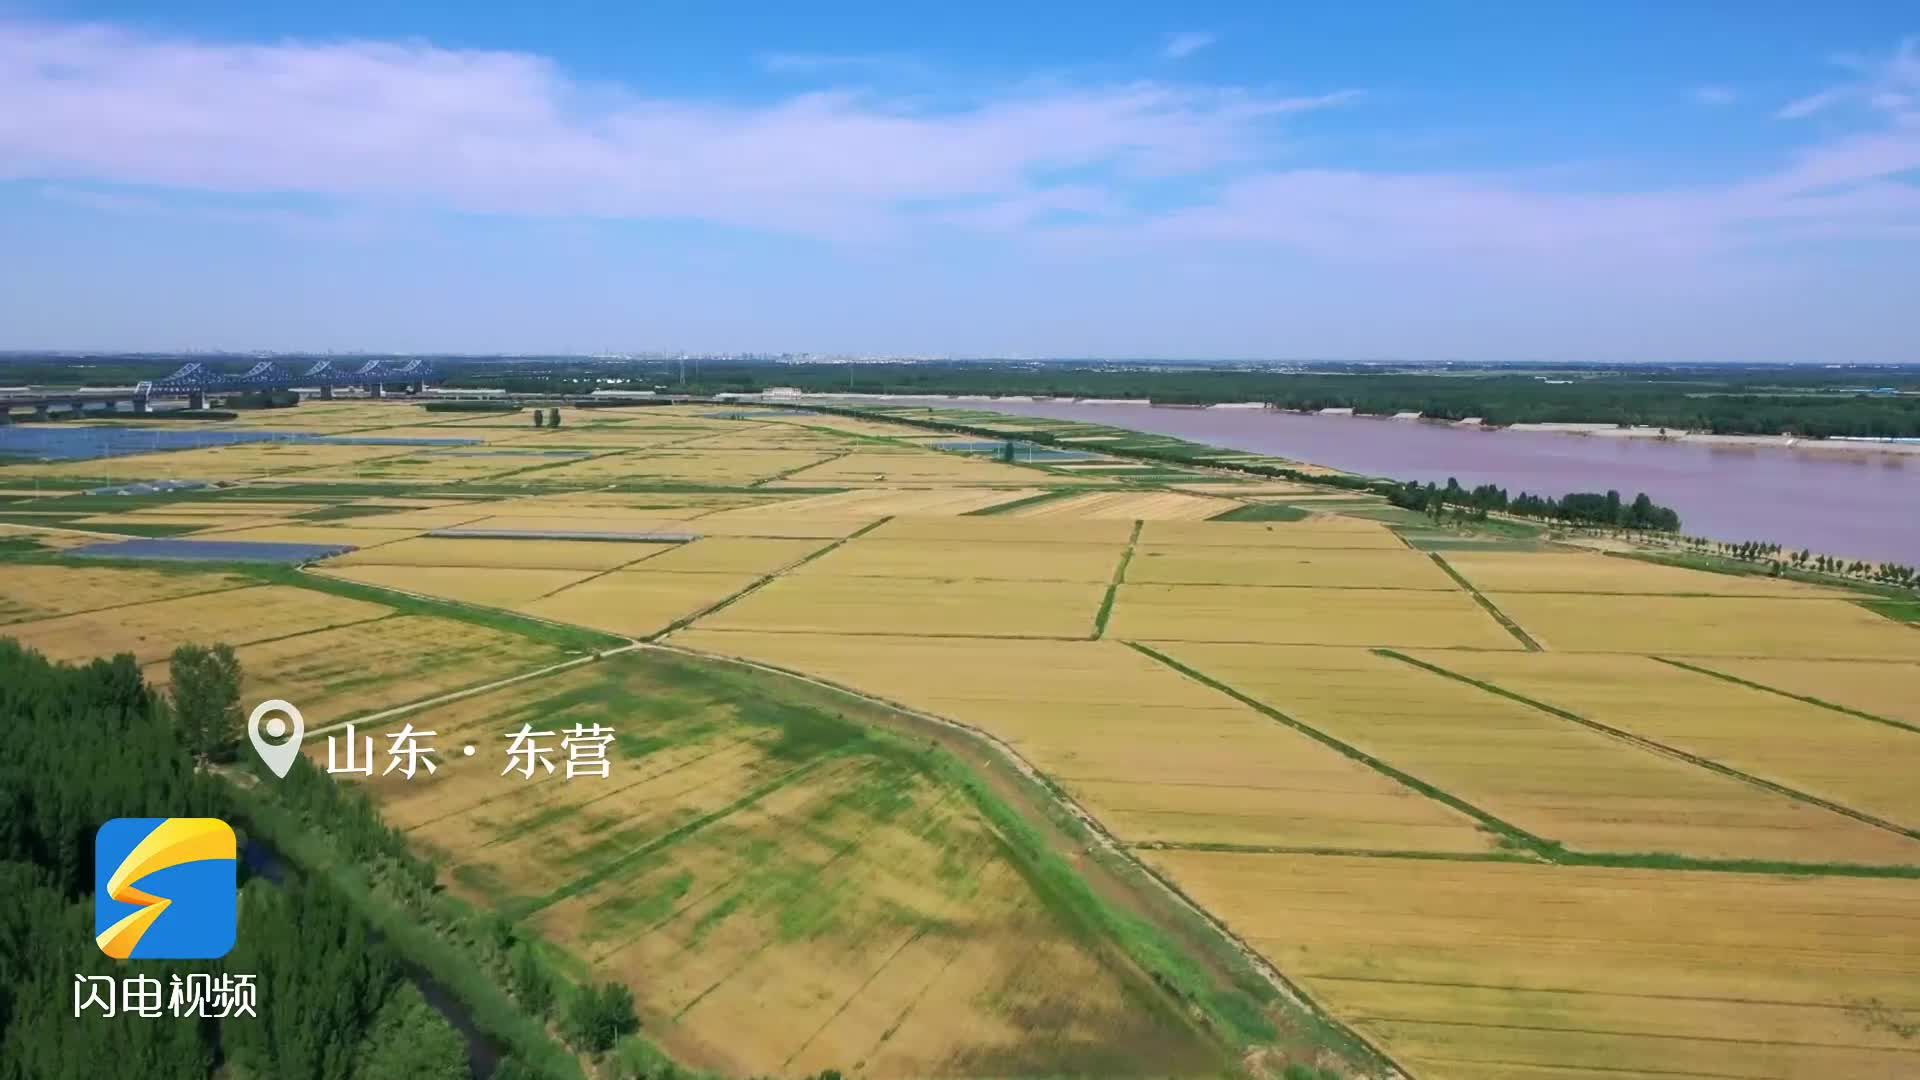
<box><xmin>1441</xmin><ymin>550</ymin><xmax>1850</xmax><ymax>596</ymax></box>
<box><xmin>1412</xmin><ymin>650</ymin><xmax>1920</xmax><ymax>831</ymax></box>
<box><xmin>1685</xmin><ymin>656</ymin><xmax>1920</xmax><ymax>729</ymax></box>
<box><xmin>516</xmin><ymin>569</ymin><xmax>759</xmax><ymax>636</ymax></box>
<box><xmin>695</xmin><ymin>575</ymin><xmax>1107</xmax><ymax>637</ymax></box>
<box><xmin>863</xmin><ymin>515</ymin><xmax>1138</xmax><ymax>545</ymax></box>
<box><xmin>0</xmin><ymin>564</ymin><xmax>252</xmax><ymax>624</ymax></box>
<box><xmin>1109</xmin><ymin>583</ymin><xmax>1521</xmax><ymax>649</ymax></box>
<box><xmin>4</xmin><ymin>584</ymin><xmax>391</xmax><ymax>663</ymax></box>
<box><xmin>1485</xmin><ymin>591</ymin><xmax>1920</xmax><ymax>658</ymax></box>
<box><xmin>1144</xmin><ymin>851</ymin><xmax>1920</xmax><ymax>1080</ymax></box>
<box><xmin>797</xmin><ymin>537</ymin><xmax>1125</xmax><ymax>582</ymax></box>
<box><xmin>1126</xmin><ymin>545</ymin><xmax>1457</xmax><ymax>589</ymax></box>
<box><xmin>669</xmin><ymin>631</ymin><xmax>1496</xmax><ymax>853</ymax></box>
<box><xmin>636</xmin><ymin>537</ymin><xmax>832</xmax><ymax>574</ymax></box>
<box><xmin>1005</xmin><ymin>490</ymin><xmax>1238</xmax><ymax>520</ymax></box>
<box><xmin>325</xmin><ymin>536</ymin><xmax>672</xmax><ymax>571</ymax></box>
<box><xmin>315</xmin><ymin>564</ymin><xmax>598</xmax><ymax>607</ymax></box>
<box><xmin>1157</xmin><ymin>643</ymin><xmax>1920</xmax><ymax>863</ymax></box>
<box><xmin>735</xmin><ymin>486</ymin><xmax>1046</xmax><ymax>516</ymax></box>
<box><xmin>1140</xmin><ymin>517</ymin><xmax>1407</xmax><ymax>548</ymax></box>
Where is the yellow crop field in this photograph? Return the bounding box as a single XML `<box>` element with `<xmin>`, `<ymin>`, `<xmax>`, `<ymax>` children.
<box><xmin>1486</xmin><ymin>592</ymin><xmax>1920</xmax><ymax>658</ymax></box>
<box><xmin>797</xmin><ymin>537</ymin><xmax>1123</xmax><ymax>582</ymax></box>
<box><xmin>1006</xmin><ymin>490</ymin><xmax>1237</xmax><ymax>520</ymax></box>
<box><xmin>0</xmin><ymin>564</ymin><xmax>252</xmax><ymax>624</ymax></box>
<box><xmin>670</xmin><ymin>631</ymin><xmax>1496</xmax><ymax>853</ymax></box>
<box><xmin>182</xmin><ymin>524</ymin><xmax>423</xmax><ymax>547</ymax></box>
<box><xmin>1414</xmin><ymin>650</ymin><xmax>1920</xmax><ymax>830</ymax></box>
<box><xmin>347</xmin><ymin>451</ymin><xmax>557</xmax><ymax>483</ymax></box>
<box><xmin>75</xmin><ymin>513</ymin><xmax>297</xmax><ymax>530</ymax></box>
<box><xmin>1146</xmin><ymin>851</ymin><xmax>1920</xmax><ymax>1080</ymax></box>
<box><xmin>316</xmin><ymin>565</ymin><xmax>597</xmax><ymax>607</ymax></box>
<box><xmin>8</xmin><ymin>442</ymin><xmax>417</xmax><ymax>482</ymax></box>
<box><xmin>335</xmin><ymin>506</ymin><xmax>500</xmax><ymax>530</ymax></box>
<box><xmin>117</xmin><ymin>500</ymin><xmax>330</xmax><ymax>517</ymax></box>
<box><xmin>517</xmin><ymin>569</ymin><xmax>758</xmax><ymax>636</ymax></box>
<box><xmin>326</xmin><ymin>536</ymin><xmax>670</xmax><ymax>571</ymax></box>
<box><xmin>141</xmin><ymin>614</ymin><xmax>571</xmax><ymax>723</ymax></box>
<box><xmin>1127</xmin><ymin>545</ymin><xmax>1457</xmax><ymax>590</ymax></box>
<box><xmin>1109</xmin><ymin>584</ymin><xmax>1519</xmax><ymax>649</ymax></box>
<box><xmin>782</xmin><ymin>450</ymin><xmax>1053</xmax><ymax>485</ymax></box>
<box><xmin>529</xmin><ymin>449</ymin><xmax>828</xmax><ymax>485</ymax></box>
<box><xmin>4</xmin><ymin>585</ymin><xmax>390</xmax><ymax>663</ymax></box>
<box><xmin>637</xmin><ymin>537</ymin><xmax>831</xmax><ymax>574</ymax></box>
<box><xmin>662</xmin><ymin>511</ymin><xmax>873</xmax><ymax>539</ymax></box>
<box><xmin>863</xmin><ymin>515</ymin><xmax>1137</xmax><ymax>545</ymax></box>
<box><xmin>696</xmin><ymin>575</ymin><xmax>1105</xmax><ymax>637</ymax></box>
<box><xmin>1160</xmin><ymin>644</ymin><xmax>1920</xmax><ymax>864</ymax></box>
<box><xmin>740</xmin><ymin>486</ymin><xmax>1045</xmax><ymax>516</ymax></box>
<box><xmin>1140</xmin><ymin>518</ymin><xmax>1405</xmax><ymax>549</ymax></box>
<box><xmin>1696</xmin><ymin>657</ymin><xmax>1920</xmax><ymax>729</ymax></box>
<box><xmin>1443</xmin><ymin>550</ymin><xmax>1847</xmax><ymax>596</ymax></box>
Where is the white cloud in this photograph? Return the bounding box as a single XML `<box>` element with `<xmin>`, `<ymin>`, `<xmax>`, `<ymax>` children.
<box><xmin>1778</xmin><ymin>36</ymin><xmax>1919</xmax><ymax>120</ymax></box>
<box><xmin>1691</xmin><ymin>85</ymin><xmax>1737</xmax><ymax>106</ymax></box>
<box><xmin>1162</xmin><ymin>31</ymin><xmax>1217</xmax><ymax>61</ymax></box>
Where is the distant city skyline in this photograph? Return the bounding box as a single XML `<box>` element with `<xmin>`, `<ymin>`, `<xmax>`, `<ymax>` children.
<box><xmin>1</xmin><ymin>4</ymin><xmax>1916</xmax><ymax>362</ymax></box>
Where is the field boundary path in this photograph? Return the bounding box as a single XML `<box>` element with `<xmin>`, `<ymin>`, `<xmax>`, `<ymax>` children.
<box><xmin>1652</xmin><ymin>656</ymin><xmax>1920</xmax><ymax>735</ymax></box>
<box><xmin>1425</xmin><ymin>552</ymin><xmax>1542</xmax><ymax>650</ymax></box>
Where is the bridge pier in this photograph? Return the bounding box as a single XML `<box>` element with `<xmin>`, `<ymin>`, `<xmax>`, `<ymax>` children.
<box><xmin>370</xmin><ymin>384</ymin><xmax>387</xmax><ymax>399</ymax></box>
<box><xmin>408</xmin><ymin>381</ymin><xmax>425</xmax><ymax>395</ymax></box>
<box><xmin>188</xmin><ymin>390</ymin><xmax>207</xmax><ymax>410</ymax></box>
<box><xmin>132</xmin><ymin>398</ymin><xmax>150</xmax><ymax>415</ymax></box>
<box><xmin>33</xmin><ymin>404</ymin><xmax>50</xmax><ymax>421</ymax></box>
<box><xmin>320</xmin><ymin>385</ymin><xmax>335</xmax><ymax>400</ymax></box>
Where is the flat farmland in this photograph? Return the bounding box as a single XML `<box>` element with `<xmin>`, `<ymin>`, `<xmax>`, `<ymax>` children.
<box><xmin>1141</xmin><ymin>518</ymin><xmax>1406</xmax><ymax>549</ymax></box>
<box><xmin>529</xmin><ymin>449</ymin><xmax>829</xmax><ymax>485</ymax></box>
<box><xmin>670</xmin><ymin>631</ymin><xmax>1497</xmax><ymax>853</ymax></box>
<box><xmin>1443</xmin><ymin>550</ymin><xmax>1848</xmax><ymax>596</ymax></box>
<box><xmin>3</xmin><ymin>584</ymin><xmax>391</xmax><ymax>663</ymax></box>
<box><xmin>638</xmin><ymin>537</ymin><xmax>832</xmax><ymax>574</ymax></box>
<box><xmin>1694</xmin><ymin>656</ymin><xmax>1920</xmax><ymax>729</ymax></box>
<box><xmin>864</xmin><ymin>515</ymin><xmax>1137</xmax><ymax>545</ymax></box>
<box><xmin>796</xmin><ymin>537</ymin><xmax>1123</xmax><ymax>582</ymax></box>
<box><xmin>0</xmin><ymin>563</ymin><xmax>251</xmax><ymax>624</ymax></box>
<box><xmin>782</xmin><ymin>451</ymin><xmax>1054</xmax><ymax>486</ymax></box>
<box><xmin>183</xmin><ymin>524</ymin><xmax>424</xmax><ymax>547</ymax></box>
<box><xmin>1109</xmin><ymin>583</ymin><xmax>1520</xmax><ymax>649</ymax></box>
<box><xmin>1414</xmin><ymin>650</ymin><xmax>1920</xmax><ymax>831</ymax></box>
<box><xmin>635</xmin><ymin>510</ymin><xmax>874</xmax><ymax>539</ymax></box>
<box><xmin>142</xmin><ymin>613</ymin><xmax>571</xmax><ymax>723</ymax></box>
<box><xmin>1126</xmin><ymin>545</ymin><xmax>1458</xmax><ymax>590</ymax></box>
<box><xmin>348</xmin><ymin>653</ymin><xmax>1219</xmax><ymax>1078</ymax></box>
<box><xmin>517</xmin><ymin>570</ymin><xmax>759</xmax><ymax>637</ymax></box>
<box><xmin>326</xmin><ymin>536</ymin><xmax>672</xmax><ymax>571</ymax></box>
<box><xmin>740</xmin><ymin>487</ymin><xmax>1046</xmax><ymax>516</ymax></box>
<box><xmin>695</xmin><ymin>575</ymin><xmax>1107</xmax><ymax>638</ymax></box>
<box><xmin>315</xmin><ymin>564</ymin><xmax>597</xmax><ymax>607</ymax></box>
<box><xmin>1485</xmin><ymin>592</ymin><xmax>1920</xmax><ymax>658</ymax></box>
<box><xmin>1158</xmin><ymin>644</ymin><xmax>1920</xmax><ymax>864</ymax></box>
<box><xmin>1005</xmin><ymin>490</ymin><xmax>1237</xmax><ymax>520</ymax></box>
<box><xmin>1144</xmin><ymin>851</ymin><xmax>1920</xmax><ymax>1080</ymax></box>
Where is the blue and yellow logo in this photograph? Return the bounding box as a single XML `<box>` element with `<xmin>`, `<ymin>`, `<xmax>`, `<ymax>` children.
<box><xmin>94</xmin><ymin>818</ymin><xmax>237</xmax><ymax>960</ymax></box>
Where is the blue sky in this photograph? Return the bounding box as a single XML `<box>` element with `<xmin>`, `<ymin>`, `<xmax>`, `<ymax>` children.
<box><xmin>1</xmin><ymin>3</ymin><xmax>1916</xmax><ymax>361</ymax></box>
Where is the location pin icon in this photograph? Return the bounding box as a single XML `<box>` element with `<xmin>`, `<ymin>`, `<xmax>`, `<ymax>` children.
<box><xmin>248</xmin><ymin>699</ymin><xmax>304</xmax><ymax>779</ymax></box>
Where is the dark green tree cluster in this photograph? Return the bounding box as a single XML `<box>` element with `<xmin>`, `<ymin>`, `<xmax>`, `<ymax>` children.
<box><xmin>0</xmin><ymin>638</ymin><xmax>468</xmax><ymax>1080</ymax></box>
<box><xmin>169</xmin><ymin>642</ymin><xmax>243</xmax><ymax>762</ymax></box>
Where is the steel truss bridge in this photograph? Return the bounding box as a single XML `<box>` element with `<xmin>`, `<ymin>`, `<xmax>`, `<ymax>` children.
<box><xmin>1</xmin><ymin>359</ymin><xmax>441</xmax><ymax>416</ymax></box>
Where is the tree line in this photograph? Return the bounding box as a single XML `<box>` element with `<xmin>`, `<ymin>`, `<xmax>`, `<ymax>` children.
<box><xmin>1385</xmin><ymin>479</ymin><xmax>1683</xmax><ymax>531</ymax></box>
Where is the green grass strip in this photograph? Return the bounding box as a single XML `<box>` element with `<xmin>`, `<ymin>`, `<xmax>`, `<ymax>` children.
<box><xmin>1377</xmin><ymin>649</ymin><xmax>1920</xmax><ymax>845</ymax></box>
<box><xmin>1427</xmin><ymin>552</ymin><xmax>1542</xmax><ymax>650</ymax></box>
<box><xmin>1127</xmin><ymin>642</ymin><xmax>1552</xmax><ymax>855</ymax></box>
<box><xmin>1208</xmin><ymin>502</ymin><xmax>1310</xmax><ymax>523</ymax></box>
<box><xmin>1092</xmin><ymin>520</ymin><xmax>1143</xmax><ymax>639</ymax></box>
<box><xmin>965</xmin><ymin>487</ymin><xmax>1085</xmax><ymax>516</ymax></box>
<box><xmin>1862</xmin><ymin>597</ymin><xmax>1920</xmax><ymax>626</ymax></box>
<box><xmin>1652</xmin><ymin>657</ymin><xmax>1920</xmax><ymax>736</ymax></box>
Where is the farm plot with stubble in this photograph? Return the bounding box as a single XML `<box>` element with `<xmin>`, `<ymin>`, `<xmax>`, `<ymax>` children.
<box><xmin>0</xmin><ymin>563</ymin><xmax>253</xmax><ymax>624</ymax></box>
<box><xmin>349</xmin><ymin>651</ymin><xmax>1221</xmax><ymax>1079</ymax></box>
<box><xmin>1144</xmin><ymin>851</ymin><xmax>1920</xmax><ymax>1080</ymax></box>
<box><xmin>3</xmin><ymin>583</ymin><xmax>392</xmax><ymax>664</ymax></box>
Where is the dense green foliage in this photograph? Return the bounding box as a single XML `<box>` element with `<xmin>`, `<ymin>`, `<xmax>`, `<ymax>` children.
<box><xmin>0</xmin><ymin>639</ymin><xmax>468</xmax><ymax>1080</ymax></box>
<box><xmin>561</xmin><ymin>981</ymin><xmax>637</xmax><ymax>1053</ymax></box>
<box><xmin>1383</xmin><ymin>479</ymin><xmax>1683</xmax><ymax>531</ymax></box>
<box><xmin>168</xmin><ymin>642</ymin><xmax>243</xmax><ymax>762</ymax></box>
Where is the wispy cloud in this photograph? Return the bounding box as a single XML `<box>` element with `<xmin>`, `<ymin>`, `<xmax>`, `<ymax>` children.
<box><xmin>1691</xmin><ymin>85</ymin><xmax>1738</xmax><ymax>106</ymax></box>
<box><xmin>1778</xmin><ymin>36</ymin><xmax>1918</xmax><ymax>119</ymax></box>
<box><xmin>1162</xmin><ymin>31</ymin><xmax>1217</xmax><ymax>61</ymax></box>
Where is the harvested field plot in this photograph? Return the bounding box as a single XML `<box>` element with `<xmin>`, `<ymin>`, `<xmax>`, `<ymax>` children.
<box><xmin>864</xmin><ymin>515</ymin><xmax>1137</xmax><ymax>545</ymax></box>
<box><xmin>670</xmin><ymin>631</ymin><xmax>1496</xmax><ymax>853</ymax></box>
<box><xmin>141</xmin><ymin>614</ymin><xmax>570</xmax><ymax>722</ymax></box>
<box><xmin>637</xmin><ymin>537</ymin><xmax>831</xmax><ymax>574</ymax></box>
<box><xmin>1444</xmin><ymin>550</ymin><xmax>1847</xmax><ymax>596</ymax></box>
<box><xmin>316</xmin><ymin>564</ymin><xmax>597</xmax><ymax>607</ymax></box>
<box><xmin>1147</xmin><ymin>851</ymin><xmax>1920</xmax><ymax>1080</ymax></box>
<box><xmin>740</xmin><ymin>487</ymin><xmax>1044</xmax><ymax>516</ymax></box>
<box><xmin>518</xmin><ymin>570</ymin><xmax>759</xmax><ymax>637</ymax></box>
<box><xmin>1007</xmin><ymin>491</ymin><xmax>1235</xmax><ymax>520</ymax></box>
<box><xmin>1140</xmin><ymin>518</ymin><xmax>1405</xmax><ymax>549</ymax></box>
<box><xmin>1697</xmin><ymin>656</ymin><xmax>1920</xmax><ymax>729</ymax></box>
<box><xmin>1416</xmin><ymin>650</ymin><xmax>1920</xmax><ymax>830</ymax></box>
<box><xmin>1487</xmin><ymin>592</ymin><xmax>1920</xmax><ymax>658</ymax></box>
<box><xmin>1127</xmin><ymin>546</ymin><xmax>1457</xmax><ymax>590</ymax></box>
<box><xmin>4</xmin><ymin>584</ymin><xmax>389</xmax><ymax>663</ymax></box>
<box><xmin>1161</xmin><ymin>644</ymin><xmax>1920</xmax><ymax>863</ymax></box>
<box><xmin>349</xmin><ymin>653</ymin><xmax>1217</xmax><ymax>1078</ymax></box>
<box><xmin>798</xmin><ymin>537</ymin><xmax>1123</xmax><ymax>583</ymax></box>
<box><xmin>0</xmin><ymin>564</ymin><xmax>250</xmax><ymax>624</ymax></box>
<box><xmin>697</xmin><ymin>575</ymin><xmax>1106</xmax><ymax>638</ymax></box>
<box><xmin>326</xmin><ymin>536</ymin><xmax>669</xmax><ymax>572</ymax></box>
<box><xmin>1110</xmin><ymin>584</ymin><xmax>1519</xmax><ymax>649</ymax></box>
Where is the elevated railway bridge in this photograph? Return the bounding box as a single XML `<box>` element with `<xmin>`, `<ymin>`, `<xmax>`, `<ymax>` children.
<box><xmin>0</xmin><ymin>360</ymin><xmax>439</xmax><ymax>417</ymax></box>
